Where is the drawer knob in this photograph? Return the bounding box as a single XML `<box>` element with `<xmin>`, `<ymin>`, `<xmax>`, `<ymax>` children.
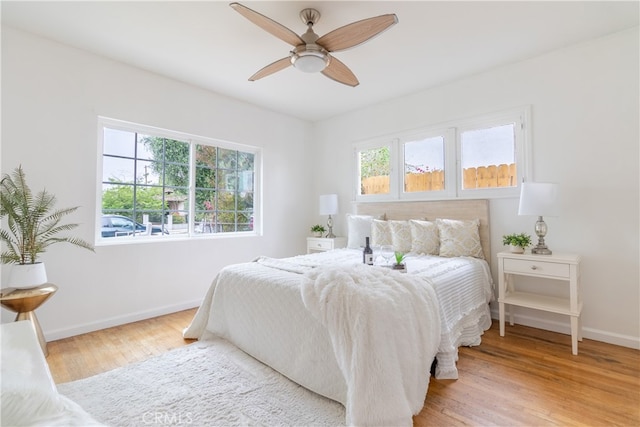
<box><xmin>530</xmin><ymin>265</ymin><xmax>538</xmax><ymax>270</ymax></box>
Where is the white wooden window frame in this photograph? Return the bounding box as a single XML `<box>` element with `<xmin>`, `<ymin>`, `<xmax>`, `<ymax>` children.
<box><xmin>456</xmin><ymin>107</ymin><xmax>531</xmax><ymax>199</ymax></box>
<box><xmin>96</xmin><ymin>116</ymin><xmax>262</xmax><ymax>245</ymax></box>
<box><xmin>353</xmin><ymin>137</ymin><xmax>398</xmax><ymax>202</ymax></box>
<box><xmin>353</xmin><ymin>106</ymin><xmax>532</xmax><ymax>202</ymax></box>
<box><xmin>398</xmin><ymin>127</ymin><xmax>457</xmax><ymax>201</ymax></box>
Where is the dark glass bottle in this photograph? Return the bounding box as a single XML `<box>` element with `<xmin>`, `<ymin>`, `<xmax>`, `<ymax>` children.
<box><xmin>363</xmin><ymin>237</ymin><xmax>374</xmax><ymax>265</ymax></box>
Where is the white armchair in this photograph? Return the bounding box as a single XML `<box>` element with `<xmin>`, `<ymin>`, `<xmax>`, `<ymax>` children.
<box><xmin>1</xmin><ymin>321</ymin><xmax>103</xmax><ymax>426</ymax></box>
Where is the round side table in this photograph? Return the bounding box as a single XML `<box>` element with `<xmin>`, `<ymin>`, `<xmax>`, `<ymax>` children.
<box><xmin>0</xmin><ymin>283</ymin><xmax>58</xmax><ymax>356</ymax></box>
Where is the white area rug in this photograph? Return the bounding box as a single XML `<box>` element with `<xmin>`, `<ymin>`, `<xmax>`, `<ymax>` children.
<box><xmin>57</xmin><ymin>337</ymin><xmax>345</xmax><ymax>426</ymax></box>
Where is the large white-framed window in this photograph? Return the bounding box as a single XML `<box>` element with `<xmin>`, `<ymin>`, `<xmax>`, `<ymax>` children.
<box><xmin>97</xmin><ymin>117</ymin><xmax>261</xmax><ymax>244</ymax></box>
<box><xmin>354</xmin><ymin>106</ymin><xmax>530</xmax><ymax>201</ymax></box>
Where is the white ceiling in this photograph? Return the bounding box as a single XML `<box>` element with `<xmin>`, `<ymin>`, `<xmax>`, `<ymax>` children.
<box><xmin>2</xmin><ymin>1</ymin><xmax>638</xmax><ymax>122</ymax></box>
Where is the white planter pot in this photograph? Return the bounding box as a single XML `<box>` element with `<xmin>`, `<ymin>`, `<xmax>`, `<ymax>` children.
<box><xmin>7</xmin><ymin>263</ymin><xmax>48</xmax><ymax>289</ymax></box>
<box><xmin>509</xmin><ymin>245</ymin><xmax>525</xmax><ymax>254</ymax></box>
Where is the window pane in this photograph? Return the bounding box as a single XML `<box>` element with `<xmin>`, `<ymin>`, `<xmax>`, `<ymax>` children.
<box><xmin>217</xmin><ymin>170</ymin><xmax>236</xmax><ymax>191</ymax></box>
<box><xmin>103</xmin><ymin>156</ymin><xmax>135</xmax><ymax>184</ymax></box>
<box><xmin>403</xmin><ymin>136</ymin><xmax>445</xmax><ymax>193</ymax></box>
<box><xmin>238</xmin><ymin>152</ymin><xmax>254</xmax><ymax>171</ymax></box>
<box><xmin>196</xmin><ymin>145</ymin><xmax>217</xmax><ymax>168</ymax></box>
<box><xmin>461</xmin><ymin>124</ymin><xmax>517</xmax><ymax>189</ymax></box>
<box><xmin>103</xmin><ymin>128</ymin><xmax>135</xmax><ymax>157</ymax></box>
<box><xmin>136</xmin><ymin>159</ymin><xmax>162</xmax><ymax>185</ymax></box>
<box><xmin>102</xmin><ymin>183</ymin><xmax>134</xmax><ymax>215</ymax></box>
<box><xmin>163</xmin><ymin>139</ymin><xmax>190</xmax><ymax>165</ymax></box>
<box><xmin>238</xmin><ymin>170</ymin><xmax>254</xmax><ymax>192</ymax></box>
<box><xmin>165</xmin><ymin>163</ymin><xmax>189</xmax><ymax>187</ymax></box>
<box><xmin>195</xmin><ymin>165</ymin><xmax>216</xmax><ymax>189</ymax></box>
<box><xmin>218</xmin><ymin>148</ymin><xmax>237</xmax><ymax>169</ymax></box>
<box><xmin>238</xmin><ymin>191</ymin><xmax>253</xmax><ymax>210</ymax></box>
<box><xmin>359</xmin><ymin>146</ymin><xmax>390</xmax><ymax>195</ymax></box>
<box><xmin>136</xmin><ymin>134</ymin><xmax>156</xmax><ymax>161</ymax></box>
<box><xmin>194</xmin><ymin>189</ymin><xmax>215</xmax><ymax>234</ymax></box>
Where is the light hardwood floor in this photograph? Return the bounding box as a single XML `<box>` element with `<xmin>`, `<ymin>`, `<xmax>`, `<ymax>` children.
<box><xmin>46</xmin><ymin>309</ymin><xmax>640</xmax><ymax>426</ymax></box>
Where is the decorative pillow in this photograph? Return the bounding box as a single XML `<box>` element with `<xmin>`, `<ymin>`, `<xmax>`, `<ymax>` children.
<box><xmin>346</xmin><ymin>214</ymin><xmax>373</xmax><ymax>248</ymax></box>
<box><xmin>388</xmin><ymin>220</ymin><xmax>412</xmax><ymax>253</ymax></box>
<box><xmin>436</xmin><ymin>218</ymin><xmax>484</xmax><ymax>259</ymax></box>
<box><xmin>409</xmin><ymin>220</ymin><xmax>439</xmax><ymax>255</ymax></box>
<box><xmin>371</xmin><ymin>219</ymin><xmax>392</xmax><ymax>246</ymax></box>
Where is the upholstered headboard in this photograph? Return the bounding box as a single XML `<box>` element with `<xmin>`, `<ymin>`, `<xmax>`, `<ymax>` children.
<box><xmin>353</xmin><ymin>199</ymin><xmax>491</xmax><ymax>262</ymax></box>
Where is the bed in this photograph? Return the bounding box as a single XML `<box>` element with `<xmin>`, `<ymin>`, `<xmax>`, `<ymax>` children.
<box><xmin>184</xmin><ymin>200</ymin><xmax>493</xmax><ymax>426</ymax></box>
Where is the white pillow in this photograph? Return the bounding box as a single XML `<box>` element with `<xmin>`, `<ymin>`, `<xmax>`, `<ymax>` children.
<box><xmin>388</xmin><ymin>220</ymin><xmax>412</xmax><ymax>253</ymax></box>
<box><xmin>371</xmin><ymin>219</ymin><xmax>392</xmax><ymax>246</ymax></box>
<box><xmin>346</xmin><ymin>214</ymin><xmax>373</xmax><ymax>248</ymax></box>
<box><xmin>436</xmin><ymin>218</ymin><xmax>484</xmax><ymax>259</ymax></box>
<box><xmin>410</xmin><ymin>220</ymin><xmax>439</xmax><ymax>255</ymax></box>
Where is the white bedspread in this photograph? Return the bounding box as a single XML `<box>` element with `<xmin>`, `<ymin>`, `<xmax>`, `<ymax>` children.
<box><xmin>301</xmin><ymin>264</ymin><xmax>440</xmax><ymax>426</ymax></box>
<box><xmin>184</xmin><ymin>249</ymin><xmax>493</xmax><ymax>423</ymax></box>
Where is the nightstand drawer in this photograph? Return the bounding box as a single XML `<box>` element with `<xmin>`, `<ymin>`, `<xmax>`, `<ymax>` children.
<box><xmin>503</xmin><ymin>258</ymin><xmax>570</xmax><ymax>278</ymax></box>
<box><xmin>308</xmin><ymin>238</ymin><xmax>333</xmax><ymax>250</ymax></box>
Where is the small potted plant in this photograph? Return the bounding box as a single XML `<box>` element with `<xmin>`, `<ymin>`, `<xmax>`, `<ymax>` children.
<box><xmin>310</xmin><ymin>224</ymin><xmax>326</xmax><ymax>237</ymax></box>
<box><xmin>502</xmin><ymin>232</ymin><xmax>532</xmax><ymax>254</ymax></box>
<box><xmin>392</xmin><ymin>251</ymin><xmax>406</xmax><ymax>272</ymax></box>
<box><xmin>0</xmin><ymin>166</ymin><xmax>95</xmax><ymax>288</ymax></box>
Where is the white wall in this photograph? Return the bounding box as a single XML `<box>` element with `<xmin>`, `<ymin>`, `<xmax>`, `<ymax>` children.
<box><xmin>312</xmin><ymin>27</ymin><xmax>640</xmax><ymax>348</ymax></box>
<box><xmin>1</xmin><ymin>27</ymin><xmax>314</xmax><ymax>339</ymax></box>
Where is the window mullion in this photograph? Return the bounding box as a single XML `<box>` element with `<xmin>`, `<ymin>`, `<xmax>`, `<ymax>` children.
<box><xmin>188</xmin><ymin>140</ymin><xmax>196</xmax><ymax>236</ymax></box>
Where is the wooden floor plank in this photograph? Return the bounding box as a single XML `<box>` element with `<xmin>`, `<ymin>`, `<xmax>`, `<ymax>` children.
<box><xmin>45</xmin><ymin>310</ymin><xmax>640</xmax><ymax>426</ymax></box>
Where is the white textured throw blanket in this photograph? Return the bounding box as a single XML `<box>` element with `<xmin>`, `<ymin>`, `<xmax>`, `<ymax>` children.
<box><xmin>301</xmin><ymin>264</ymin><xmax>441</xmax><ymax>427</ymax></box>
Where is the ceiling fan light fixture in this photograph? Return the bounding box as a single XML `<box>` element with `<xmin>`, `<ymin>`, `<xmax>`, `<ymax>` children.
<box><xmin>292</xmin><ymin>54</ymin><xmax>327</xmax><ymax>73</ymax></box>
<box><xmin>290</xmin><ymin>45</ymin><xmax>329</xmax><ymax>73</ymax></box>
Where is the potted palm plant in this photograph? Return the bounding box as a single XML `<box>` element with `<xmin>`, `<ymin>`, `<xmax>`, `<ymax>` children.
<box><xmin>0</xmin><ymin>166</ymin><xmax>94</xmax><ymax>288</ymax></box>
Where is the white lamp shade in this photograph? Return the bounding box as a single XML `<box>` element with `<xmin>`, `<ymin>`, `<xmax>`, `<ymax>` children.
<box><xmin>518</xmin><ymin>182</ymin><xmax>559</xmax><ymax>217</ymax></box>
<box><xmin>319</xmin><ymin>194</ymin><xmax>338</xmax><ymax>215</ymax></box>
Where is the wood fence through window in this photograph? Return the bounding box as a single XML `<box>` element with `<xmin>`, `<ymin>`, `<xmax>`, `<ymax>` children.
<box><xmin>361</xmin><ymin>163</ymin><xmax>516</xmax><ymax>194</ymax></box>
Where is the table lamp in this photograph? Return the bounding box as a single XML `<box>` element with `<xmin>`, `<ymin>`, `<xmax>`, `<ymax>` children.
<box><xmin>518</xmin><ymin>182</ymin><xmax>559</xmax><ymax>255</ymax></box>
<box><xmin>319</xmin><ymin>194</ymin><xmax>338</xmax><ymax>238</ymax></box>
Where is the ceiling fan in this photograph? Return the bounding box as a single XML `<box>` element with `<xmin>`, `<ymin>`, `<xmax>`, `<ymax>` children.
<box><xmin>230</xmin><ymin>2</ymin><xmax>398</xmax><ymax>87</ymax></box>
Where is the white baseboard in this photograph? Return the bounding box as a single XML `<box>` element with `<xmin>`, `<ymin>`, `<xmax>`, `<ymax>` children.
<box><xmin>489</xmin><ymin>308</ymin><xmax>640</xmax><ymax>350</ymax></box>
<box><xmin>43</xmin><ymin>303</ymin><xmax>640</xmax><ymax>350</ymax></box>
<box><xmin>45</xmin><ymin>299</ymin><xmax>201</xmax><ymax>341</ymax></box>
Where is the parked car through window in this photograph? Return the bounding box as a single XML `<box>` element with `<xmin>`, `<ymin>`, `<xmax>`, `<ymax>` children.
<box><xmin>101</xmin><ymin>215</ymin><xmax>167</xmax><ymax>238</ymax></box>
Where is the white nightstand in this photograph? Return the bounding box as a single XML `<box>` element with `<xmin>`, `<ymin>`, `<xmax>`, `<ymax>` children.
<box><xmin>497</xmin><ymin>251</ymin><xmax>582</xmax><ymax>355</ymax></box>
<box><xmin>307</xmin><ymin>237</ymin><xmax>347</xmax><ymax>254</ymax></box>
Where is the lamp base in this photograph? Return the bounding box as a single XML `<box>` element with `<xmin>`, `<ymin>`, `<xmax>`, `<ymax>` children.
<box><xmin>325</xmin><ymin>215</ymin><xmax>336</xmax><ymax>238</ymax></box>
<box><xmin>531</xmin><ymin>215</ymin><xmax>552</xmax><ymax>255</ymax></box>
<box><xmin>531</xmin><ymin>246</ymin><xmax>552</xmax><ymax>255</ymax></box>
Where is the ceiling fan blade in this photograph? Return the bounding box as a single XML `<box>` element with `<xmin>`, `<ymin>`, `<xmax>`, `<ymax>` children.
<box><xmin>249</xmin><ymin>57</ymin><xmax>292</xmax><ymax>81</ymax></box>
<box><xmin>316</xmin><ymin>14</ymin><xmax>398</xmax><ymax>52</ymax></box>
<box><xmin>230</xmin><ymin>2</ymin><xmax>304</xmax><ymax>47</ymax></box>
<box><xmin>322</xmin><ymin>55</ymin><xmax>359</xmax><ymax>87</ymax></box>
